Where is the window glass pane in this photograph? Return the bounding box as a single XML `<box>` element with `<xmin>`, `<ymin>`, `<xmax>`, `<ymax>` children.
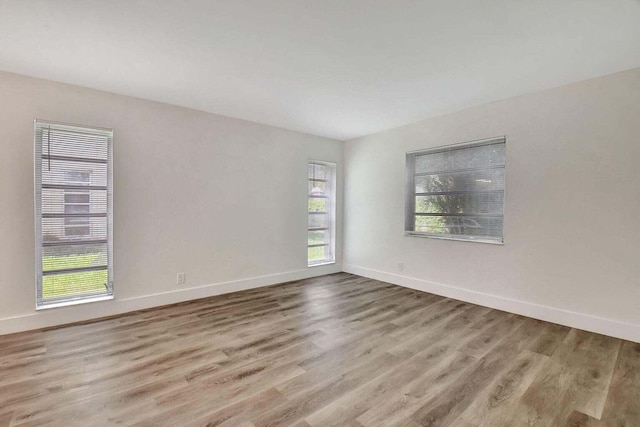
<box><xmin>414</xmin><ymin>143</ymin><xmax>505</xmax><ymax>174</ymax></box>
<box><xmin>414</xmin><ymin>215</ymin><xmax>504</xmax><ymax>238</ymax></box>
<box><xmin>65</xmin><ymin>171</ymin><xmax>90</xmax><ymax>183</ymax></box>
<box><xmin>64</xmin><ymin>225</ymin><xmax>91</xmax><ymax>237</ymax></box>
<box><xmin>43</xmin><ymin>243</ymin><xmax>108</xmax><ymax>272</ymax></box>
<box><xmin>415</xmin><ymin>193</ymin><xmax>504</xmax><ymax>215</ymax></box>
<box><xmin>42</xmin><ymin>216</ymin><xmax>107</xmax><ymax>242</ymax></box>
<box><xmin>308</xmin><ymin>213</ymin><xmax>328</xmax><ymax>229</ymax></box>
<box><xmin>64</xmin><ymin>204</ymin><xmax>91</xmax><ymax>215</ymax></box>
<box><xmin>308</xmin><ymin>246</ymin><xmax>330</xmax><ymax>264</ymax></box>
<box><xmin>42</xmin><ymin>128</ymin><xmax>108</xmax><ymax>160</ymax></box>
<box><xmin>308</xmin><ymin>230</ymin><xmax>329</xmax><ymax>245</ymax></box>
<box><xmin>415</xmin><ymin>168</ymin><xmax>505</xmax><ymax>193</ymax></box>
<box><xmin>64</xmin><ymin>194</ymin><xmax>90</xmax><ymax>204</ymax></box>
<box><xmin>308</xmin><ymin>164</ymin><xmax>328</xmax><ymax>180</ymax></box>
<box><xmin>309</xmin><ymin>180</ymin><xmax>327</xmax><ymax>196</ymax></box>
<box><xmin>308</xmin><ymin>198</ymin><xmax>327</xmax><ymax>213</ymax></box>
<box><xmin>42</xmin><ymin>189</ymin><xmax>106</xmax><ymax>214</ymax></box>
<box><xmin>42</xmin><ymin>269</ymin><xmax>109</xmax><ymax>300</ymax></box>
<box><xmin>42</xmin><ymin>161</ymin><xmax>106</xmax><ymax>187</ymax></box>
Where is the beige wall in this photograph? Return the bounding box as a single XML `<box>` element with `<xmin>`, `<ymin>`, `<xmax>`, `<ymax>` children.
<box><xmin>0</xmin><ymin>71</ymin><xmax>343</xmax><ymax>333</ymax></box>
<box><xmin>344</xmin><ymin>68</ymin><xmax>640</xmax><ymax>342</ymax></box>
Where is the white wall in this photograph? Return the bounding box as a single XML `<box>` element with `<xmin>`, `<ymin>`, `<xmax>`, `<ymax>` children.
<box><xmin>0</xmin><ymin>71</ymin><xmax>343</xmax><ymax>334</ymax></box>
<box><xmin>344</xmin><ymin>68</ymin><xmax>640</xmax><ymax>342</ymax></box>
<box><xmin>2</xmin><ymin>67</ymin><xmax>639</xmax><ymax>342</ymax></box>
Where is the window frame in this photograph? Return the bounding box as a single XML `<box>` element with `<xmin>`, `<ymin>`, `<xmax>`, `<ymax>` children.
<box><xmin>405</xmin><ymin>137</ymin><xmax>506</xmax><ymax>244</ymax></box>
<box><xmin>307</xmin><ymin>160</ymin><xmax>337</xmax><ymax>267</ymax></box>
<box><xmin>34</xmin><ymin>119</ymin><xmax>114</xmax><ymax>309</ymax></box>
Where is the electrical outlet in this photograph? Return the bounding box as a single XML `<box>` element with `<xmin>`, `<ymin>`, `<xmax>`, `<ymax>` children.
<box><xmin>397</xmin><ymin>262</ymin><xmax>404</xmax><ymax>272</ymax></box>
<box><xmin>177</xmin><ymin>272</ymin><xmax>186</xmax><ymax>285</ymax></box>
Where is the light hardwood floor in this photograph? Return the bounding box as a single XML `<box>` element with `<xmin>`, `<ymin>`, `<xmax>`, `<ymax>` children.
<box><xmin>0</xmin><ymin>273</ymin><xmax>638</xmax><ymax>426</ymax></box>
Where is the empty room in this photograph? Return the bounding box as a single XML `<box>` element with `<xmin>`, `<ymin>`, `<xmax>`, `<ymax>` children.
<box><xmin>1</xmin><ymin>1</ymin><xmax>640</xmax><ymax>426</ymax></box>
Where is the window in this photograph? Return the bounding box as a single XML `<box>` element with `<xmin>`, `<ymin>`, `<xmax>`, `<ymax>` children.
<box><xmin>308</xmin><ymin>161</ymin><xmax>336</xmax><ymax>266</ymax></box>
<box><xmin>405</xmin><ymin>137</ymin><xmax>505</xmax><ymax>244</ymax></box>
<box><xmin>34</xmin><ymin>120</ymin><xmax>114</xmax><ymax>308</ymax></box>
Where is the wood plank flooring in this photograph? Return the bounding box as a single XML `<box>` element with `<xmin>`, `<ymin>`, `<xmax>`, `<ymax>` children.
<box><xmin>0</xmin><ymin>273</ymin><xmax>638</xmax><ymax>426</ymax></box>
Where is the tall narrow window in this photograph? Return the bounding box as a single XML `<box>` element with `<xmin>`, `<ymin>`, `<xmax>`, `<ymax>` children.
<box><xmin>34</xmin><ymin>120</ymin><xmax>114</xmax><ymax>308</ymax></box>
<box><xmin>308</xmin><ymin>161</ymin><xmax>336</xmax><ymax>266</ymax></box>
<box><xmin>405</xmin><ymin>137</ymin><xmax>506</xmax><ymax>244</ymax></box>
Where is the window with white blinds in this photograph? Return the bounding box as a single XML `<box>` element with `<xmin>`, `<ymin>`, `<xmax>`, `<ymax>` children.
<box><xmin>34</xmin><ymin>120</ymin><xmax>114</xmax><ymax>308</ymax></box>
<box><xmin>405</xmin><ymin>137</ymin><xmax>506</xmax><ymax>244</ymax></box>
<box><xmin>308</xmin><ymin>161</ymin><xmax>336</xmax><ymax>266</ymax></box>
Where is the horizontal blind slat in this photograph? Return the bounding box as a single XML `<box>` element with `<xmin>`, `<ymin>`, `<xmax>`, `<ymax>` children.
<box><xmin>413</xmin><ymin>190</ymin><xmax>504</xmax><ymax>196</ymax></box>
<box><xmin>414</xmin><ymin>213</ymin><xmax>503</xmax><ymax>217</ymax></box>
<box><xmin>43</xmin><ymin>239</ymin><xmax>108</xmax><ymax>247</ymax></box>
<box><xmin>42</xmin><ymin>184</ymin><xmax>107</xmax><ymax>191</ymax></box>
<box><xmin>413</xmin><ymin>164</ymin><xmax>505</xmax><ymax>177</ymax></box>
<box><xmin>42</xmin><ymin>213</ymin><xmax>107</xmax><ymax>218</ymax></box>
<box><xmin>42</xmin><ymin>265</ymin><xmax>108</xmax><ymax>276</ymax></box>
<box><xmin>42</xmin><ymin>154</ymin><xmax>108</xmax><ymax>164</ymax></box>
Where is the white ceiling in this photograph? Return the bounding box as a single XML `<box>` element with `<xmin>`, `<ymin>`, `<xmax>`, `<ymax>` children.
<box><xmin>1</xmin><ymin>1</ymin><xmax>640</xmax><ymax>140</ymax></box>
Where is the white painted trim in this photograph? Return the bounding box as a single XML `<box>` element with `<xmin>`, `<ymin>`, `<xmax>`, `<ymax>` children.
<box><xmin>36</xmin><ymin>295</ymin><xmax>114</xmax><ymax>310</ymax></box>
<box><xmin>343</xmin><ymin>264</ymin><xmax>640</xmax><ymax>344</ymax></box>
<box><xmin>0</xmin><ymin>264</ymin><xmax>341</xmax><ymax>335</ymax></box>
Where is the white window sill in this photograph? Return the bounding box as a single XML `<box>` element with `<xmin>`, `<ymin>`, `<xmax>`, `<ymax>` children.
<box><xmin>308</xmin><ymin>260</ymin><xmax>336</xmax><ymax>268</ymax></box>
<box><xmin>404</xmin><ymin>232</ymin><xmax>504</xmax><ymax>245</ymax></box>
<box><xmin>36</xmin><ymin>294</ymin><xmax>114</xmax><ymax>310</ymax></box>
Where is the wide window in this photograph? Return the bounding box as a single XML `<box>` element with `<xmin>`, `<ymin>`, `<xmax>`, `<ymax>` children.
<box><xmin>308</xmin><ymin>161</ymin><xmax>336</xmax><ymax>266</ymax></box>
<box><xmin>405</xmin><ymin>137</ymin><xmax>505</xmax><ymax>243</ymax></box>
<box><xmin>34</xmin><ymin>120</ymin><xmax>114</xmax><ymax>308</ymax></box>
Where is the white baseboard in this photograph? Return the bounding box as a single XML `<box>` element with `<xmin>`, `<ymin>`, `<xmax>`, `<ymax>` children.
<box><xmin>5</xmin><ymin>262</ymin><xmax>638</xmax><ymax>344</ymax></box>
<box><xmin>343</xmin><ymin>264</ymin><xmax>640</xmax><ymax>344</ymax></box>
<box><xmin>0</xmin><ymin>263</ymin><xmax>341</xmax><ymax>335</ymax></box>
